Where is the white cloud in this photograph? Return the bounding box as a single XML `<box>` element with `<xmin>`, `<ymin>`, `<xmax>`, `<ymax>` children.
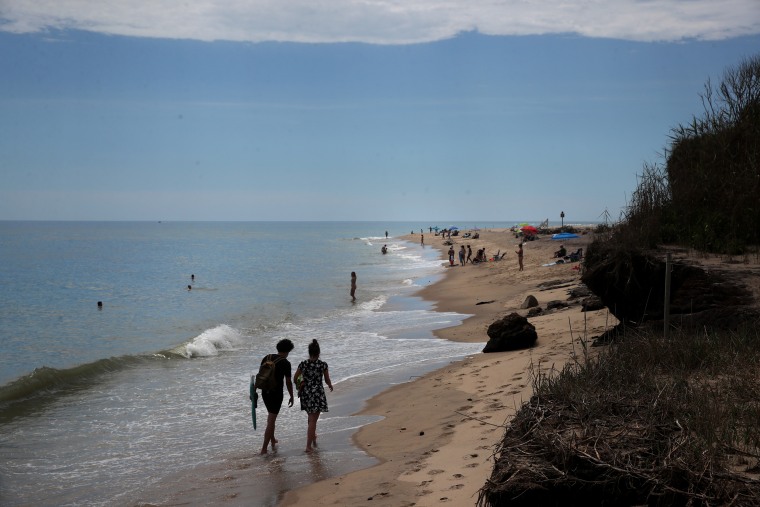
<box><xmin>1</xmin><ymin>0</ymin><xmax>758</xmax><ymax>43</ymax></box>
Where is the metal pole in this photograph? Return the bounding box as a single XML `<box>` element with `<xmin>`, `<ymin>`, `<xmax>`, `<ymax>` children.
<box><xmin>664</xmin><ymin>253</ymin><xmax>672</xmax><ymax>338</ymax></box>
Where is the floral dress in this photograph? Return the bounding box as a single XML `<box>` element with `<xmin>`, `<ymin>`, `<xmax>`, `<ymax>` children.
<box><xmin>298</xmin><ymin>359</ymin><xmax>329</xmax><ymax>414</ymax></box>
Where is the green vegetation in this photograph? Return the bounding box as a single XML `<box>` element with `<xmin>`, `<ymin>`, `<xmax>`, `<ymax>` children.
<box><xmin>621</xmin><ymin>55</ymin><xmax>760</xmax><ymax>255</ymax></box>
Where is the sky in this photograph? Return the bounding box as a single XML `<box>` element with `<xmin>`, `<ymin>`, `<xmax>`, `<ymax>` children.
<box><xmin>1</xmin><ymin>1</ymin><xmax>759</xmax><ymax>223</ymax></box>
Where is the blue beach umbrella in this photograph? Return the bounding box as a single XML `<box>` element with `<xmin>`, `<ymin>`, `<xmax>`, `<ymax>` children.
<box><xmin>449</xmin><ymin>226</ymin><xmax>459</xmax><ymax>230</ymax></box>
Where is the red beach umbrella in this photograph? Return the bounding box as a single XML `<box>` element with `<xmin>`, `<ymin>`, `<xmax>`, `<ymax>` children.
<box><xmin>520</xmin><ymin>225</ymin><xmax>538</xmax><ymax>234</ymax></box>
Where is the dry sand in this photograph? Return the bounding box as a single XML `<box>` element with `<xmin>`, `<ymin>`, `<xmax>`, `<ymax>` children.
<box><xmin>281</xmin><ymin>227</ymin><xmax>618</xmax><ymax>506</ymax></box>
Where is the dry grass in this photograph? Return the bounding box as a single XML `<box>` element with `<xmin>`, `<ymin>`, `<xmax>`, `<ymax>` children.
<box><xmin>478</xmin><ymin>324</ymin><xmax>760</xmax><ymax>506</ymax></box>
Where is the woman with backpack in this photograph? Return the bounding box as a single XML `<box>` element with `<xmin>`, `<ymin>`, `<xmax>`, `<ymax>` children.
<box><xmin>293</xmin><ymin>339</ymin><xmax>333</xmax><ymax>453</ymax></box>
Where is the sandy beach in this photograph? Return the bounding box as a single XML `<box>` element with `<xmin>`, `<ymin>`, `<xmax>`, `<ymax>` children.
<box><xmin>282</xmin><ymin>228</ymin><xmax>618</xmax><ymax>506</ymax></box>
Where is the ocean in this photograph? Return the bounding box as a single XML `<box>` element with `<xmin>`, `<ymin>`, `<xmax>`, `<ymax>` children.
<box><xmin>0</xmin><ymin>221</ymin><xmax>509</xmax><ymax>506</ymax></box>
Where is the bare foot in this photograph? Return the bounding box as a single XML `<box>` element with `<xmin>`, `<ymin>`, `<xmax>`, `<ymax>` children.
<box><xmin>260</xmin><ymin>449</ymin><xmax>268</xmax><ymax>455</ymax></box>
<box><xmin>305</xmin><ymin>447</ymin><xmax>313</xmax><ymax>453</ymax></box>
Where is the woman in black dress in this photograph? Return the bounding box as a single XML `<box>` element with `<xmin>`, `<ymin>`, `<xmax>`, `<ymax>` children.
<box><xmin>294</xmin><ymin>339</ymin><xmax>333</xmax><ymax>452</ymax></box>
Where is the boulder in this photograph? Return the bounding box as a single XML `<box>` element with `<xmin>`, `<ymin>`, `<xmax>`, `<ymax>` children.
<box><xmin>521</xmin><ymin>295</ymin><xmax>539</xmax><ymax>309</ymax></box>
<box><xmin>484</xmin><ymin>313</ymin><xmax>538</xmax><ymax>352</ymax></box>
<box><xmin>527</xmin><ymin>307</ymin><xmax>543</xmax><ymax>317</ymax></box>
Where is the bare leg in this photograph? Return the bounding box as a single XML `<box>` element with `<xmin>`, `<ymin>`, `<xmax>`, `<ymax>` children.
<box><xmin>306</xmin><ymin>412</ymin><xmax>320</xmax><ymax>452</ymax></box>
<box><xmin>261</xmin><ymin>412</ymin><xmax>278</xmax><ymax>454</ymax></box>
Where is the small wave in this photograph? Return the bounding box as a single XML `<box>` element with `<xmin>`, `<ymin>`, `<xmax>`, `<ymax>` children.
<box><xmin>178</xmin><ymin>324</ymin><xmax>245</xmax><ymax>358</ymax></box>
<box><xmin>0</xmin><ymin>355</ymin><xmax>158</xmax><ymax>425</ymax></box>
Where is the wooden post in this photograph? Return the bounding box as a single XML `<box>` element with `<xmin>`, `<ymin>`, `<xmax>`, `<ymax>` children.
<box><xmin>664</xmin><ymin>253</ymin><xmax>672</xmax><ymax>338</ymax></box>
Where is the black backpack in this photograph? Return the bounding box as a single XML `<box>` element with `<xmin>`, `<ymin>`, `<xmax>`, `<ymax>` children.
<box><xmin>254</xmin><ymin>354</ymin><xmax>283</xmax><ymax>392</ymax></box>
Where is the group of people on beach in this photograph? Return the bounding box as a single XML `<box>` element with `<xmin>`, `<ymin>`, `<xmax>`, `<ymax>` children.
<box><xmin>446</xmin><ymin>244</ymin><xmax>492</xmax><ymax>266</ymax></box>
<box><xmin>252</xmin><ymin>338</ymin><xmax>334</xmax><ymax>454</ymax></box>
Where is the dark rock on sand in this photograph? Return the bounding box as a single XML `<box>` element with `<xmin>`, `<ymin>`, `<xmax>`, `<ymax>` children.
<box><xmin>483</xmin><ymin>313</ymin><xmax>537</xmax><ymax>352</ymax></box>
<box><xmin>527</xmin><ymin>307</ymin><xmax>543</xmax><ymax>318</ymax></box>
<box><xmin>520</xmin><ymin>295</ymin><xmax>539</xmax><ymax>309</ymax></box>
<box><xmin>546</xmin><ymin>300</ymin><xmax>569</xmax><ymax>311</ymax></box>
<box><xmin>581</xmin><ymin>295</ymin><xmax>605</xmax><ymax>312</ymax></box>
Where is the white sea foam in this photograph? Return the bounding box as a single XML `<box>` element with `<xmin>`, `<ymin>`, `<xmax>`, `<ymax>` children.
<box><xmin>181</xmin><ymin>324</ymin><xmax>244</xmax><ymax>358</ymax></box>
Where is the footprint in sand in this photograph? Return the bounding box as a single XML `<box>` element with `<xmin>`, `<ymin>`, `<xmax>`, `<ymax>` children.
<box><xmin>416</xmin><ymin>490</ymin><xmax>433</xmax><ymax>497</ymax></box>
<box><xmin>450</xmin><ymin>484</ymin><xmax>465</xmax><ymax>490</ymax></box>
<box><xmin>465</xmin><ymin>463</ymin><xmax>479</xmax><ymax>468</ymax></box>
<box><xmin>453</xmin><ymin>473</ymin><xmax>464</xmax><ymax>478</ymax></box>
<box><xmin>428</xmin><ymin>469</ymin><xmax>445</xmax><ymax>475</ymax></box>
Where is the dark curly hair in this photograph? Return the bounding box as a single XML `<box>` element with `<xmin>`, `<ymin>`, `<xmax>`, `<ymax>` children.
<box><xmin>276</xmin><ymin>338</ymin><xmax>294</xmax><ymax>353</ymax></box>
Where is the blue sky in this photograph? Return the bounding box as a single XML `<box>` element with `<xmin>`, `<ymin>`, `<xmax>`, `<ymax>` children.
<box><xmin>1</xmin><ymin>1</ymin><xmax>759</xmax><ymax>223</ymax></box>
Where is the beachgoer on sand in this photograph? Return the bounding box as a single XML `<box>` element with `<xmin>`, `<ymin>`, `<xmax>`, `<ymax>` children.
<box><xmin>467</xmin><ymin>245</ymin><xmax>472</xmax><ymax>264</ymax></box>
<box><xmin>257</xmin><ymin>339</ymin><xmax>295</xmax><ymax>454</ymax></box>
<box><xmin>448</xmin><ymin>246</ymin><xmax>455</xmax><ymax>266</ymax></box>
<box><xmin>516</xmin><ymin>243</ymin><xmax>524</xmax><ymax>271</ymax></box>
<box><xmin>294</xmin><ymin>339</ymin><xmax>333</xmax><ymax>453</ymax></box>
<box><xmin>350</xmin><ymin>272</ymin><xmax>357</xmax><ymax>301</ymax></box>
<box><xmin>459</xmin><ymin>245</ymin><xmax>466</xmax><ymax>266</ymax></box>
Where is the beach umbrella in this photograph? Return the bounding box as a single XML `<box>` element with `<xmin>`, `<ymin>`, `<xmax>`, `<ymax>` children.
<box><xmin>520</xmin><ymin>225</ymin><xmax>538</xmax><ymax>234</ymax></box>
<box><xmin>449</xmin><ymin>226</ymin><xmax>459</xmax><ymax>230</ymax></box>
<box><xmin>552</xmin><ymin>232</ymin><xmax>579</xmax><ymax>240</ymax></box>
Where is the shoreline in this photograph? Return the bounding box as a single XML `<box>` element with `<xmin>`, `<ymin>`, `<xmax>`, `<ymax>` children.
<box><xmin>281</xmin><ymin>227</ymin><xmax>617</xmax><ymax>506</ymax></box>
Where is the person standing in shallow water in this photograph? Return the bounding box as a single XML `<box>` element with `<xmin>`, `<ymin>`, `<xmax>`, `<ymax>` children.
<box><xmin>294</xmin><ymin>339</ymin><xmax>333</xmax><ymax>453</ymax></box>
<box><xmin>258</xmin><ymin>339</ymin><xmax>295</xmax><ymax>454</ymax></box>
<box><xmin>350</xmin><ymin>271</ymin><xmax>357</xmax><ymax>301</ymax></box>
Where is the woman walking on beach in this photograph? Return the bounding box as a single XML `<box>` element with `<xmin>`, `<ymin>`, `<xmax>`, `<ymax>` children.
<box><xmin>350</xmin><ymin>271</ymin><xmax>357</xmax><ymax>301</ymax></box>
<box><xmin>294</xmin><ymin>339</ymin><xmax>333</xmax><ymax>453</ymax></box>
